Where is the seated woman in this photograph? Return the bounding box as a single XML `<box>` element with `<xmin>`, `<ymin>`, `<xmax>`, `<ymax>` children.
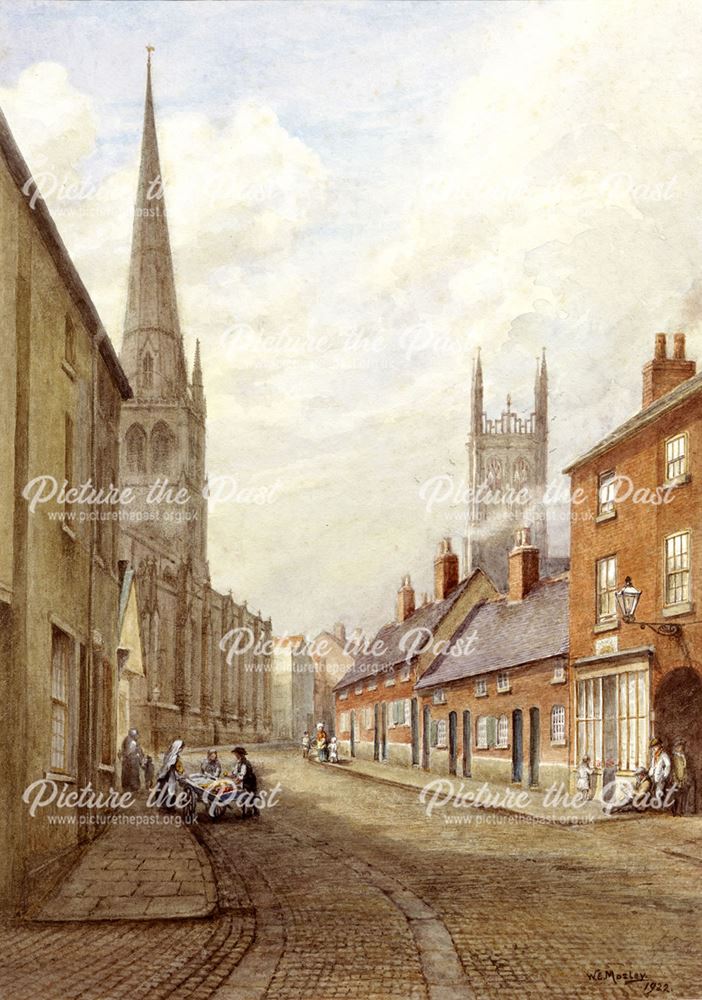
<box><xmin>200</xmin><ymin>748</ymin><xmax>222</xmax><ymax>779</ymax></box>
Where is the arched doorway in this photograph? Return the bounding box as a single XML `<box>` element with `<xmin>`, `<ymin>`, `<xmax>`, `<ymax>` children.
<box><xmin>350</xmin><ymin>710</ymin><xmax>356</xmax><ymax>758</ymax></box>
<box><xmin>528</xmin><ymin>707</ymin><xmax>540</xmax><ymax>787</ymax></box>
<box><xmin>512</xmin><ymin>709</ymin><xmax>523</xmax><ymax>783</ymax></box>
<box><xmin>655</xmin><ymin>666</ymin><xmax>702</xmax><ymax>813</ymax></box>
<box><xmin>462</xmin><ymin>710</ymin><xmax>472</xmax><ymax>777</ymax></box>
<box><xmin>411</xmin><ymin>698</ymin><xmax>420</xmax><ymax>766</ymax></box>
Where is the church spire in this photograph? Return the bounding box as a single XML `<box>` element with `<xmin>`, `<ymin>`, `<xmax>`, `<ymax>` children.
<box><xmin>471</xmin><ymin>347</ymin><xmax>483</xmax><ymax>435</ymax></box>
<box><xmin>120</xmin><ymin>48</ymin><xmax>188</xmax><ymax>399</ymax></box>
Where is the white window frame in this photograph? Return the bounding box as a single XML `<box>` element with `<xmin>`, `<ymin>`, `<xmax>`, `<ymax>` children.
<box><xmin>368</xmin><ymin>678</ymin><xmax>377</xmax><ymax>691</ymax></box>
<box><xmin>576</xmin><ymin>670</ymin><xmax>649</xmax><ymax>771</ymax></box>
<box><xmin>665</xmin><ymin>433</ymin><xmax>688</xmax><ymax>483</ymax></box>
<box><xmin>436</xmin><ymin>719</ymin><xmax>447</xmax><ymax>747</ymax></box>
<box><xmin>496</xmin><ymin>714</ymin><xmax>509</xmax><ymax>748</ymax></box>
<box><xmin>496</xmin><ymin>671</ymin><xmax>510</xmax><ymax>693</ymax></box>
<box><xmin>476</xmin><ymin>715</ymin><xmax>488</xmax><ymax>749</ymax></box>
<box><xmin>338</xmin><ymin>689</ymin><xmax>349</xmax><ymax>701</ymax></box>
<box><xmin>552</xmin><ymin>664</ymin><xmax>566</xmax><ymax>684</ymax></box>
<box><xmin>432</xmin><ymin>688</ymin><xmax>447</xmax><ymax>705</ymax></box>
<box><xmin>51</xmin><ymin>626</ymin><xmax>74</xmax><ymax>773</ymax></box>
<box><xmin>475</xmin><ymin>678</ymin><xmax>487</xmax><ymax>697</ymax></box>
<box><xmin>665</xmin><ymin>530</ymin><xmax>690</xmax><ymax>607</ymax></box>
<box><xmin>550</xmin><ymin>705</ymin><xmax>566</xmax><ymax>744</ymax></box>
<box><xmin>355</xmin><ymin>683</ymin><xmax>363</xmax><ymax>695</ymax></box>
<box><xmin>598</xmin><ymin>469</ymin><xmax>616</xmax><ymax>516</ymax></box>
<box><xmin>399</xmin><ymin>664</ymin><xmax>411</xmax><ymax>682</ymax></box>
<box><xmin>384</xmin><ymin>671</ymin><xmax>396</xmax><ymax>688</ymax></box>
<box><xmin>596</xmin><ymin>555</ymin><xmax>617</xmax><ymax>623</ymax></box>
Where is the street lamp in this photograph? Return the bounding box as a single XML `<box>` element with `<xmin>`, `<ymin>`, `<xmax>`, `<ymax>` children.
<box><xmin>614</xmin><ymin>577</ymin><xmax>641</xmax><ymax>624</ymax></box>
<box><xmin>615</xmin><ymin>576</ymin><xmax>682</xmax><ymax>638</ymax></box>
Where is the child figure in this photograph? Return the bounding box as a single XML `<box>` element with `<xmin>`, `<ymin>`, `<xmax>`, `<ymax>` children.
<box><xmin>328</xmin><ymin>736</ymin><xmax>339</xmax><ymax>764</ymax></box>
<box><xmin>302</xmin><ymin>731</ymin><xmax>311</xmax><ymax>759</ymax></box>
<box><xmin>576</xmin><ymin>755</ymin><xmax>594</xmax><ymax>802</ymax></box>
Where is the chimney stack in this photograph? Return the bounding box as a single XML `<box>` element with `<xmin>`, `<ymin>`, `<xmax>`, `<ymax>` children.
<box><xmin>333</xmin><ymin>621</ymin><xmax>346</xmax><ymax>644</ymax></box>
<box><xmin>642</xmin><ymin>333</ymin><xmax>696</xmax><ymax>407</ymax></box>
<box><xmin>508</xmin><ymin>527</ymin><xmax>540</xmax><ymax>602</ymax></box>
<box><xmin>397</xmin><ymin>575</ymin><xmax>416</xmax><ymax>623</ymax></box>
<box><xmin>434</xmin><ymin>538</ymin><xmax>459</xmax><ymax>601</ymax></box>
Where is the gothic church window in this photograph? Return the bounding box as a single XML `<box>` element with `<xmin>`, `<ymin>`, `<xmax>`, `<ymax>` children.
<box><xmin>126</xmin><ymin>423</ymin><xmax>147</xmax><ymax>474</ymax></box>
<box><xmin>513</xmin><ymin>456</ymin><xmax>530</xmax><ymax>486</ymax></box>
<box><xmin>151</xmin><ymin>422</ymin><xmax>176</xmax><ymax>474</ymax></box>
<box><xmin>485</xmin><ymin>458</ymin><xmax>503</xmax><ymax>489</ymax></box>
<box><xmin>142</xmin><ymin>352</ymin><xmax>154</xmax><ymax>390</ymax></box>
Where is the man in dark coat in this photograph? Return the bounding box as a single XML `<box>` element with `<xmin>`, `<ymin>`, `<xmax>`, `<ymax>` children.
<box><xmin>120</xmin><ymin>728</ymin><xmax>144</xmax><ymax>792</ymax></box>
<box><xmin>231</xmin><ymin>747</ymin><xmax>259</xmax><ymax>817</ymax></box>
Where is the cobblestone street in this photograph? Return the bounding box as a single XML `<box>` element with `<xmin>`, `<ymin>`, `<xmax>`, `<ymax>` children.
<box><xmin>2</xmin><ymin>749</ymin><xmax>701</xmax><ymax>1000</ymax></box>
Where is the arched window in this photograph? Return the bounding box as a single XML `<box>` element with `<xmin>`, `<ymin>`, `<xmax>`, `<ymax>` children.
<box><xmin>142</xmin><ymin>352</ymin><xmax>153</xmax><ymax>390</ymax></box>
<box><xmin>125</xmin><ymin>423</ymin><xmax>147</xmax><ymax>474</ymax></box>
<box><xmin>551</xmin><ymin>705</ymin><xmax>566</xmax><ymax>743</ymax></box>
<box><xmin>513</xmin><ymin>456</ymin><xmax>530</xmax><ymax>486</ymax></box>
<box><xmin>436</xmin><ymin>719</ymin><xmax>447</xmax><ymax>747</ymax></box>
<box><xmin>497</xmin><ymin>714</ymin><xmax>509</xmax><ymax>748</ymax></box>
<box><xmin>485</xmin><ymin>458</ymin><xmax>503</xmax><ymax>489</ymax></box>
<box><xmin>151</xmin><ymin>422</ymin><xmax>175</xmax><ymax>473</ymax></box>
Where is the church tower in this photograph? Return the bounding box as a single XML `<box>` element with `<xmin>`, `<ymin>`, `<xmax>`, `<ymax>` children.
<box><xmin>119</xmin><ymin>49</ymin><xmax>207</xmax><ymax>572</ymax></box>
<box><xmin>463</xmin><ymin>350</ymin><xmax>549</xmax><ymax>591</ymax></box>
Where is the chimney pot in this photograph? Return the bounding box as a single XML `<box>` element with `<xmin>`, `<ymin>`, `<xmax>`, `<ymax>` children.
<box><xmin>655</xmin><ymin>333</ymin><xmax>667</xmax><ymax>359</ymax></box>
<box><xmin>642</xmin><ymin>332</ymin><xmax>696</xmax><ymax>407</ymax></box>
<box><xmin>397</xmin><ymin>575</ymin><xmax>415</xmax><ymax>623</ymax></box>
<box><xmin>673</xmin><ymin>333</ymin><xmax>686</xmax><ymax>359</ymax></box>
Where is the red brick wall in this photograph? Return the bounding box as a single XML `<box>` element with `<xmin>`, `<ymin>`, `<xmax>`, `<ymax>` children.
<box><xmin>569</xmin><ymin>394</ymin><xmax>702</xmax><ymax>680</ymax></box>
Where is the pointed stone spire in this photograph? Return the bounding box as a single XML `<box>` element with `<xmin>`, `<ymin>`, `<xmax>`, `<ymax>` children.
<box><xmin>191</xmin><ymin>338</ymin><xmax>206</xmax><ymax>413</ymax></box>
<box><xmin>471</xmin><ymin>347</ymin><xmax>483</xmax><ymax>434</ymax></box>
<box><xmin>120</xmin><ymin>48</ymin><xmax>188</xmax><ymax>400</ymax></box>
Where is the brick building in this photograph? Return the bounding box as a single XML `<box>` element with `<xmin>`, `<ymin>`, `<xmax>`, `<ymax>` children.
<box><xmin>334</xmin><ymin>539</ymin><xmax>496</xmax><ymax>765</ymax></box>
<box><xmin>564</xmin><ymin>333</ymin><xmax>702</xmax><ymax>810</ymax></box>
<box><xmin>416</xmin><ymin>531</ymin><xmax>569</xmax><ymax>786</ymax></box>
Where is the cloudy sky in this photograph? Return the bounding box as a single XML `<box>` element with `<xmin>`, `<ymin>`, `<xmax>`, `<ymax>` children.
<box><xmin>2</xmin><ymin>0</ymin><xmax>702</xmax><ymax>636</ymax></box>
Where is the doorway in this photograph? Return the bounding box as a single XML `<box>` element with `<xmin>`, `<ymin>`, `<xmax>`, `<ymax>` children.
<box><xmin>411</xmin><ymin>698</ymin><xmax>420</xmax><ymax>766</ymax></box>
<box><xmin>655</xmin><ymin>666</ymin><xmax>702</xmax><ymax>813</ymax></box>
<box><xmin>462</xmin><ymin>710</ymin><xmax>472</xmax><ymax>777</ymax></box>
<box><xmin>528</xmin><ymin>707</ymin><xmax>540</xmax><ymax>787</ymax></box>
<box><xmin>422</xmin><ymin>705</ymin><xmax>431</xmax><ymax>770</ymax></box>
<box><xmin>350</xmin><ymin>710</ymin><xmax>356</xmax><ymax>758</ymax></box>
<box><xmin>380</xmin><ymin>702</ymin><xmax>388</xmax><ymax>761</ymax></box>
<box><xmin>512</xmin><ymin>709</ymin><xmax>523</xmax><ymax>783</ymax></box>
<box><xmin>373</xmin><ymin>703</ymin><xmax>380</xmax><ymax>761</ymax></box>
<box><xmin>448</xmin><ymin>711</ymin><xmax>458</xmax><ymax>775</ymax></box>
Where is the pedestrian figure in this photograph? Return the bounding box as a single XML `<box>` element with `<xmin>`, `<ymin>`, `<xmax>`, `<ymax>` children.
<box><xmin>576</xmin><ymin>755</ymin><xmax>594</xmax><ymax>802</ymax></box>
<box><xmin>315</xmin><ymin>722</ymin><xmax>328</xmax><ymax>763</ymax></box>
<box><xmin>201</xmin><ymin>748</ymin><xmax>222</xmax><ymax>779</ymax></box>
<box><xmin>155</xmin><ymin>739</ymin><xmax>186</xmax><ymax>806</ymax></box>
<box><xmin>143</xmin><ymin>754</ymin><xmax>155</xmax><ymax>790</ymax></box>
<box><xmin>607</xmin><ymin>767</ymin><xmax>652</xmax><ymax>814</ymax></box>
<box><xmin>302</xmin><ymin>730</ymin><xmax>311</xmax><ymax>760</ymax></box>
<box><xmin>648</xmin><ymin>737</ymin><xmax>672</xmax><ymax>808</ymax></box>
<box><xmin>328</xmin><ymin>736</ymin><xmax>339</xmax><ymax>763</ymax></box>
<box><xmin>231</xmin><ymin>746</ymin><xmax>259</xmax><ymax>818</ymax></box>
<box><xmin>671</xmin><ymin>738</ymin><xmax>689</xmax><ymax>816</ymax></box>
<box><xmin>120</xmin><ymin>728</ymin><xmax>144</xmax><ymax>793</ymax></box>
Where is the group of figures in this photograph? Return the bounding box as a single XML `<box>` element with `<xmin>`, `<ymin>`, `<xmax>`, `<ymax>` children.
<box><xmin>301</xmin><ymin>723</ymin><xmax>339</xmax><ymax>763</ymax></box>
<box><xmin>576</xmin><ymin>736</ymin><xmax>692</xmax><ymax>815</ymax></box>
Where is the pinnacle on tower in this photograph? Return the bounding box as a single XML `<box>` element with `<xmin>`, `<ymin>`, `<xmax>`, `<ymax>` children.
<box><xmin>191</xmin><ymin>339</ymin><xmax>206</xmax><ymax>413</ymax></box>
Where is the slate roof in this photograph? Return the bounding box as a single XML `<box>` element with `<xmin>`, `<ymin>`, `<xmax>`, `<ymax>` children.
<box><xmin>563</xmin><ymin>370</ymin><xmax>702</xmax><ymax>473</ymax></box>
<box><xmin>333</xmin><ymin>574</ymin><xmax>479</xmax><ymax>691</ymax></box>
<box><xmin>415</xmin><ymin>577</ymin><xmax>569</xmax><ymax>690</ymax></box>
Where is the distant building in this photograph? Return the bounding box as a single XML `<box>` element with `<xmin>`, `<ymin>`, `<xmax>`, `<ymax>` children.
<box><xmin>464</xmin><ymin>349</ymin><xmax>567</xmax><ymax>589</ymax></box>
<box><xmin>272</xmin><ymin>637</ymin><xmax>314</xmax><ymax>741</ymax></box>
<box><xmin>565</xmin><ymin>333</ymin><xmax>702</xmax><ymax>810</ymax></box>
<box><xmin>117</xmin><ymin>55</ymin><xmax>272</xmax><ymax>751</ymax></box>
<box><xmin>310</xmin><ymin>623</ymin><xmax>356</xmax><ymax>733</ymax></box>
<box><xmin>0</xmin><ymin>106</ymin><xmax>140</xmax><ymax>911</ymax></box>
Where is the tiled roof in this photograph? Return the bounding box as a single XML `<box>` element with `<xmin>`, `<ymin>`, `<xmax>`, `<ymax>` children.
<box><xmin>333</xmin><ymin>575</ymin><xmax>477</xmax><ymax>691</ymax></box>
<box><xmin>563</xmin><ymin>372</ymin><xmax>702</xmax><ymax>473</ymax></box>
<box><xmin>415</xmin><ymin>577</ymin><xmax>569</xmax><ymax>690</ymax></box>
